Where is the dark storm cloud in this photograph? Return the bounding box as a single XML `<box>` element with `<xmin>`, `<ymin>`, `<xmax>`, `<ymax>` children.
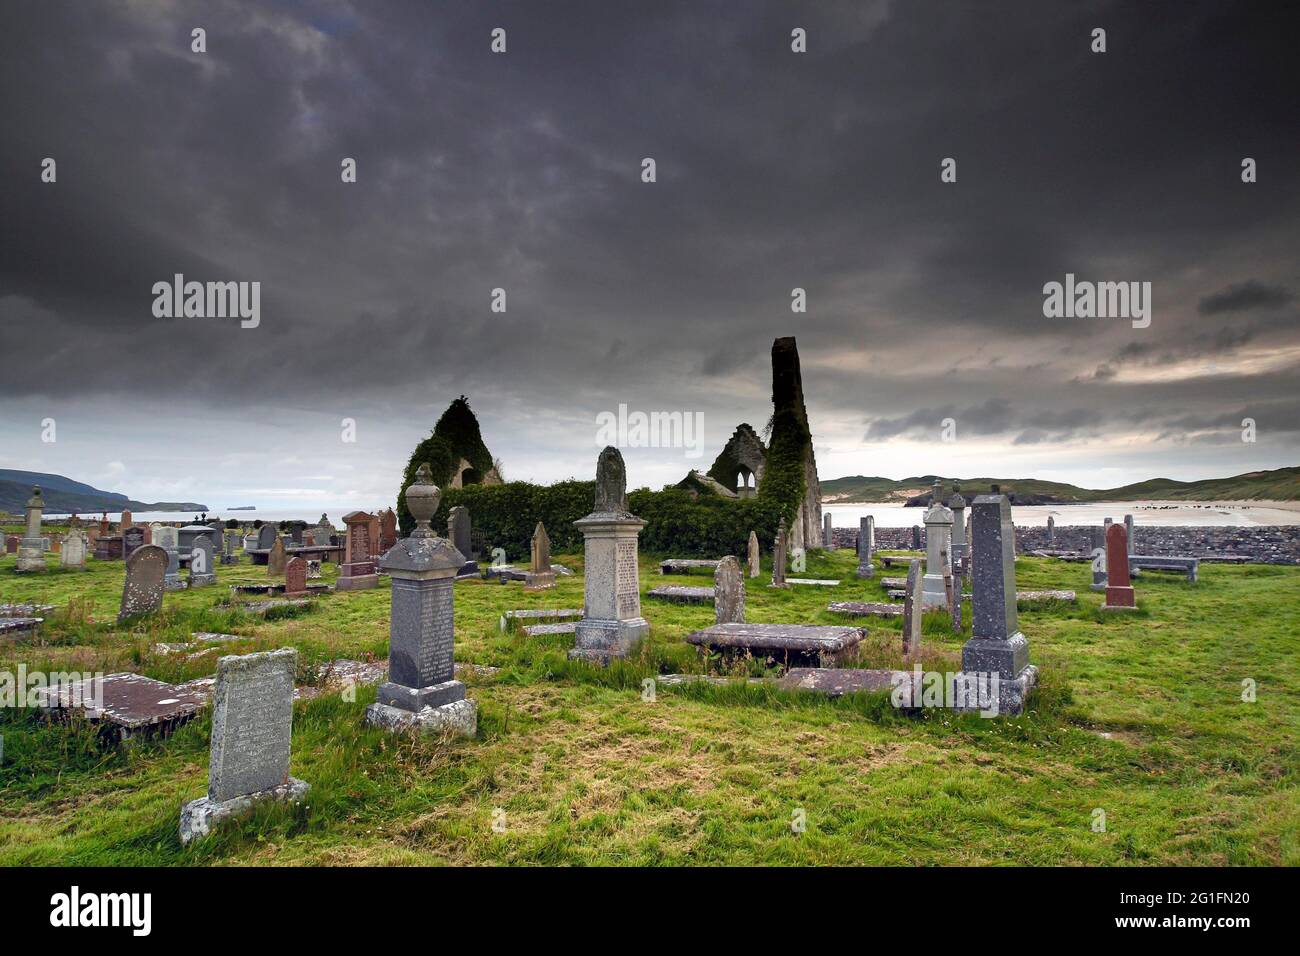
<box><xmin>1198</xmin><ymin>281</ymin><xmax>1294</xmax><ymax>315</ymax></box>
<box><xmin>0</xmin><ymin>0</ymin><xmax>1297</xmax><ymax>486</ymax></box>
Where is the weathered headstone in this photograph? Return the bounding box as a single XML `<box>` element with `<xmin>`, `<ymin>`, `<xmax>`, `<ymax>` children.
<box><xmin>179</xmin><ymin>648</ymin><xmax>308</xmax><ymax>844</ymax></box>
<box><xmin>856</xmin><ymin>515</ymin><xmax>875</xmax><ymax>579</ymax></box>
<box><xmin>922</xmin><ymin>481</ymin><xmax>953</xmax><ymax>608</ymax></box>
<box><xmin>771</xmin><ymin>517</ymin><xmax>788</xmax><ymax>588</ymax></box>
<box><xmin>1046</xmin><ymin>515</ymin><xmax>1055</xmax><ymax>544</ymax></box>
<box><xmin>152</xmin><ymin>526</ymin><xmax>183</xmax><ymax>591</ymax></box>
<box><xmin>365</xmin><ymin>463</ymin><xmax>477</xmax><ymax>736</ymax></box>
<box><xmin>569</xmin><ymin>447</ymin><xmax>649</xmax><ymax>664</ymax></box>
<box><xmin>960</xmin><ymin>495</ymin><xmax>1037</xmax><ymax>715</ymax></box>
<box><xmin>188</xmin><ymin>534</ymin><xmax>216</xmax><ymax>587</ymax></box>
<box><xmin>222</xmin><ymin>530</ymin><xmax>239</xmax><ymax>565</ymax></box>
<box><xmin>378</xmin><ymin>508</ymin><xmax>398</xmax><ymax>553</ymax></box>
<box><xmin>448</xmin><ymin>506</ymin><xmax>472</xmax><ymax>558</ymax></box>
<box><xmin>315</xmin><ymin>514</ymin><xmax>334</xmax><ymax>546</ymax></box>
<box><xmin>525</xmin><ymin>521</ymin><xmax>555</xmax><ymax>589</ymax></box>
<box><xmin>1102</xmin><ymin>524</ymin><xmax>1137</xmax><ymax>611</ymax></box>
<box><xmin>911</xmin><ymin>525</ymin><xmax>922</xmax><ymax>551</ymax></box>
<box><xmin>61</xmin><ymin>528</ymin><xmax>87</xmax><ymax>570</ymax></box>
<box><xmin>747</xmin><ymin>530</ymin><xmax>760</xmax><ymax>578</ymax></box>
<box><xmin>337</xmin><ymin>510</ymin><xmax>379</xmax><ymax>590</ymax></box>
<box><xmin>284</xmin><ymin>556</ymin><xmax>307</xmax><ymax>596</ymax></box>
<box><xmin>122</xmin><ymin>525</ymin><xmax>145</xmax><ymax>557</ymax></box>
<box><xmin>1090</xmin><ymin>526</ymin><xmax>1107</xmax><ymax>591</ymax></box>
<box><xmin>16</xmin><ymin>486</ymin><xmax>47</xmax><ymax>573</ymax></box>
<box><xmin>823</xmin><ymin>513</ymin><xmax>834</xmax><ymax>549</ymax></box>
<box><xmin>901</xmin><ymin>558</ymin><xmax>923</xmax><ymax>656</ymax></box>
<box><xmin>118</xmin><ymin>544</ymin><xmax>166</xmax><ymax>621</ymax></box>
<box><xmin>119</xmin><ymin>509</ymin><xmax>133</xmax><ymax>531</ymax></box>
<box><xmin>713</xmin><ymin>555</ymin><xmax>745</xmax><ymax>624</ymax></box>
<box><xmin>267</xmin><ymin>537</ymin><xmax>287</xmax><ymax>576</ymax></box>
<box><xmin>257</xmin><ymin>525</ymin><xmax>277</xmax><ymax>550</ymax></box>
<box><xmin>1124</xmin><ymin>514</ymin><xmax>1134</xmax><ymax>554</ymax></box>
<box><xmin>948</xmin><ymin>489</ymin><xmax>968</xmax><ymax>566</ymax></box>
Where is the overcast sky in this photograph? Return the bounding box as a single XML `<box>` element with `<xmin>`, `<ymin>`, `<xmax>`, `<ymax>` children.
<box><xmin>2</xmin><ymin>0</ymin><xmax>1296</xmax><ymax>513</ymax></box>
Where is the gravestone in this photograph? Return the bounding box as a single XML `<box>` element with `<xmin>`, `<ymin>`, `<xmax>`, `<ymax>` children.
<box><xmin>61</xmin><ymin>528</ymin><xmax>87</xmax><ymax>570</ymax></box>
<box><xmin>122</xmin><ymin>526</ymin><xmax>145</xmax><ymax>557</ymax></box>
<box><xmin>448</xmin><ymin>506</ymin><xmax>472</xmax><ymax>558</ymax></box>
<box><xmin>6</xmin><ymin>535</ymin><xmax>18</xmax><ymax>554</ymax></box>
<box><xmin>365</xmin><ymin>463</ymin><xmax>477</xmax><ymax>736</ymax></box>
<box><xmin>120</xmin><ymin>509</ymin><xmax>133</xmax><ymax>531</ymax></box>
<box><xmin>337</xmin><ymin>510</ymin><xmax>379</xmax><ymax>591</ymax></box>
<box><xmin>153</xmin><ymin>526</ymin><xmax>183</xmax><ymax>591</ymax></box>
<box><xmin>289</xmin><ymin>522</ymin><xmax>305</xmax><ymax>545</ymax></box>
<box><xmin>257</xmin><ymin>525</ymin><xmax>277</xmax><ymax>550</ymax></box>
<box><xmin>1090</xmin><ymin>526</ymin><xmax>1107</xmax><ymax>591</ymax></box>
<box><xmin>948</xmin><ymin>489</ymin><xmax>968</xmax><ymax>566</ymax></box>
<box><xmin>1046</xmin><ymin>515</ymin><xmax>1055</xmax><ymax>545</ymax></box>
<box><xmin>901</xmin><ymin>558</ymin><xmax>923</xmax><ymax>656</ymax></box>
<box><xmin>118</xmin><ymin>544</ymin><xmax>167</xmax><ymax>621</ymax></box>
<box><xmin>525</xmin><ymin>521</ymin><xmax>555</xmax><ymax>589</ymax></box>
<box><xmin>1124</xmin><ymin>514</ymin><xmax>1134</xmax><ymax>554</ymax></box>
<box><xmin>922</xmin><ymin>481</ymin><xmax>953</xmax><ymax>608</ymax></box>
<box><xmin>188</xmin><ymin>534</ymin><xmax>216</xmax><ymax>587</ymax></box>
<box><xmin>267</xmin><ymin>537</ymin><xmax>287</xmax><ymax>576</ymax></box>
<box><xmin>960</xmin><ymin>495</ymin><xmax>1037</xmax><ymax>715</ymax></box>
<box><xmin>911</xmin><ymin>525</ymin><xmax>922</xmax><ymax>551</ymax></box>
<box><xmin>315</xmin><ymin>514</ymin><xmax>334</xmax><ymax>546</ymax></box>
<box><xmin>222</xmin><ymin>531</ymin><xmax>239</xmax><ymax>565</ymax></box>
<box><xmin>284</xmin><ymin>557</ymin><xmax>307</xmax><ymax>596</ymax></box>
<box><xmin>179</xmin><ymin>648</ymin><xmax>308</xmax><ymax>844</ymax></box>
<box><xmin>823</xmin><ymin>513</ymin><xmax>834</xmax><ymax>550</ymax></box>
<box><xmin>378</xmin><ymin>508</ymin><xmax>398</xmax><ymax>553</ymax></box>
<box><xmin>1102</xmin><ymin>524</ymin><xmax>1137</xmax><ymax>611</ymax></box>
<box><xmin>771</xmin><ymin>517</ymin><xmax>788</xmax><ymax>588</ymax></box>
<box><xmin>856</xmin><ymin>515</ymin><xmax>875</xmax><ymax>579</ymax></box>
<box><xmin>713</xmin><ymin>555</ymin><xmax>745</xmax><ymax>624</ymax></box>
<box><xmin>747</xmin><ymin>530</ymin><xmax>760</xmax><ymax>578</ymax></box>
<box><xmin>569</xmin><ymin>447</ymin><xmax>650</xmax><ymax>664</ymax></box>
<box><xmin>16</xmin><ymin>486</ymin><xmax>47</xmax><ymax>573</ymax></box>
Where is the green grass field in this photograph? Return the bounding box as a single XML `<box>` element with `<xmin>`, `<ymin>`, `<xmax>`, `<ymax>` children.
<box><xmin>1</xmin><ymin>544</ymin><xmax>1296</xmax><ymax>866</ymax></box>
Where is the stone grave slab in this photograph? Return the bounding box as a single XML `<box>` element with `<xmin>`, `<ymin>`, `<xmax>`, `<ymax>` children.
<box><xmin>499</xmin><ymin>608</ymin><xmax>583</xmax><ymax>633</ymax></box>
<box><xmin>522</xmin><ymin>621</ymin><xmax>579</xmax><ymax>637</ymax></box>
<box><xmin>684</xmin><ymin>622</ymin><xmax>864</xmax><ymax>668</ymax></box>
<box><xmin>786</xmin><ymin>578</ymin><xmax>841</xmax><ymax>586</ymax></box>
<box><xmin>776</xmin><ymin>667</ymin><xmax>900</xmax><ymax>696</ymax></box>
<box><xmin>646</xmin><ymin>585</ymin><xmax>712</xmax><ymax>604</ymax></box>
<box><xmin>35</xmin><ymin>672</ymin><xmax>206</xmax><ymax>741</ymax></box>
<box><xmin>0</xmin><ymin>617</ymin><xmax>42</xmax><ymax>640</ymax></box>
<box><xmin>659</xmin><ymin>558</ymin><xmax>720</xmax><ymax>575</ymax></box>
<box><xmin>827</xmin><ymin>601</ymin><xmax>904</xmax><ymax>619</ymax></box>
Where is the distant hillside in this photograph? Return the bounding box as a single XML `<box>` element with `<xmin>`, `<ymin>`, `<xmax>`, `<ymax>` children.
<box><xmin>821</xmin><ymin>467</ymin><xmax>1300</xmax><ymax>504</ymax></box>
<box><xmin>0</xmin><ymin>470</ymin><xmax>207</xmax><ymax>514</ymax></box>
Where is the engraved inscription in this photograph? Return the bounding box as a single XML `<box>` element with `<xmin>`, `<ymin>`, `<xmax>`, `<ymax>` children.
<box><xmin>209</xmin><ymin>651</ymin><xmax>295</xmax><ymax>802</ymax></box>
<box><xmin>616</xmin><ymin>539</ymin><xmax>639</xmax><ymax>618</ymax></box>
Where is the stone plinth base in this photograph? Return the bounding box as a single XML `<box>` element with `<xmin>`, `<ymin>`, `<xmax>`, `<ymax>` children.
<box><xmin>188</xmin><ymin>573</ymin><xmax>216</xmax><ymax>588</ymax></box>
<box><xmin>365</xmin><ymin>698</ymin><xmax>477</xmax><ymax>738</ymax></box>
<box><xmin>856</xmin><ymin>563</ymin><xmax>875</xmax><ymax>579</ymax></box>
<box><xmin>568</xmin><ymin>617</ymin><xmax>649</xmax><ymax>665</ymax></box>
<box><xmin>952</xmin><ymin>664</ymin><xmax>1038</xmax><ymax>717</ymax></box>
<box><xmin>376</xmin><ymin>678</ymin><xmax>464</xmax><ymax>711</ymax></box>
<box><xmin>335</xmin><ymin>572</ymin><xmax>379</xmax><ymax>592</ymax></box>
<box><xmin>179</xmin><ymin>777</ymin><xmax>309</xmax><ymax>845</ymax></box>
<box><xmin>960</xmin><ymin>633</ymin><xmax>1030</xmax><ymax>680</ymax></box>
<box><xmin>164</xmin><ymin>573</ymin><xmax>185</xmax><ymax>591</ymax></box>
<box><xmin>1102</xmin><ymin>586</ymin><xmax>1138</xmax><ymax>612</ymax></box>
<box><xmin>16</xmin><ymin>540</ymin><xmax>45</xmax><ymax>573</ymax></box>
<box><xmin>524</xmin><ymin>571</ymin><xmax>556</xmax><ymax>590</ymax></box>
<box><xmin>921</xmin><ymin>575</ymin><xmax>948</xmax><ymax>607</ymax></box>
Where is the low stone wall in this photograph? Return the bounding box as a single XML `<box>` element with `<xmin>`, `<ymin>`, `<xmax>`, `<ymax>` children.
<box><xmin>828</xmin><ymin>525</ymin><xmax>1300</xmax><ymax>565</ymax></box>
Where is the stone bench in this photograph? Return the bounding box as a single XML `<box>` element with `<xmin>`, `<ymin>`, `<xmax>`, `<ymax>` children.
<box><xmin>659</xmin><ymin>558</ymin><xmax>721</xmax><ymax>575</ymax></box>
<box><xmin>1129</xmin><ymin>555</ymin><xmax>1199</xmax><ymax>582</ymax></box>
<box><xmin>646</xmin><ymin>585</ymin><xmax>713</xmax><ymax>604</ymax></box>
<box><xmin>684</xmin><ymin>623</ymin><xmax>864</xmax><ymax>669</ymax></box>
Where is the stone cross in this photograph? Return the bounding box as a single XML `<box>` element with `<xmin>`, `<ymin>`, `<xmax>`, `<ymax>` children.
<box><xmin>960</xmin><ymin>495</ymin><xmax>1035</xmax><ymax>714</ymax></box>
<box><xmin>180</xmin><ymin>648</ymin><xmax>307</xmax><ymax>844</ymax></box>
<box><xmin>901</xmin><ymin>558</ymin><xmax>923</xmax><ymax>656</ymax></box>
<box><xmin>366</xmin><ymin>462</ymin><xmax>477</xmax><ymax>736</ymax></box>
<box><xmin>857</xmin><ymin>515</ymin><xmax>875</xmax><ymax>579</ymax></box>
<box><xmin>747</xmin><ymin>530</ymin><xmax>760</xmax><ymax>578</ymax></box>
<box><xmin>118</xmin><ymin>544</ymin><xmax>166</xmax><ymax>621</ymax></box>
<box><xmin>771</xmin><ymin>517</ymin><xmax>788</xmax><ymax>588</ymax></box>
<box><xmin>713</xmin><ymin>555</ymin><xmax>745</xmax><ymax>624</ymax></box>
<box><xmin>1102</xmin><ymin>524</ymin><xmax>1136</xmax><ymax>611</ymax></box>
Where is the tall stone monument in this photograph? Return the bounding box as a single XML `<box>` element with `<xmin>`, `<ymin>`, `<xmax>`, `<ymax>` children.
<box><xmin>1101</xmin><ymin>524</ymin><xmax>1137</xmax><ymax>612</ymax></box>
<box><xmin>901</xmin><ymin>558</ymin><xmax>923</xmax><ymax>656</ymax></box>
<box><xmin>378</xmin><ymin>508</ymin><xmax>398</xmax><ymax>554</ymax></box>
<box><xmin>525</xmin><ymin>521</ymin><xmax>555</xmax><ymax>590</ymax></box>
<box><xmin>365</xmin><ymin>463</ymin><xmax>477</xmax><ymax>736</ymax></box>
<box><xmin>16</xmin><ymin>486</ymin><xmax>47</xmax><ymax>573</ymax></box>
<box><xmin>448</xmin><ymin>506</ymin><xmax>473</xmax><ymax>558</ymax></box>
<box><xmin>960</xmin><ymin>495</ymin><xmax>1037</xmax><ymax>715</ymax></box>
<box><xmin>337</xmin><ymin>511</ymin><xmax>379</xmax><ymax>591</ymax></box>
<box><xmin>856</xmin><ymin>515</ymin><xmax>875</xmax><ymax>579</ymax></box>
<box><xmin>569</xmin><ymin>446</ymin><xmax>650</xmax><ymax>664</ymax></box>
<box><xmin>922</xmin><ymin>482</ymin><xmax>953</xmax><ymax>608</ymax></box>
<box><xmin>771</xmin><ymin>517</ymin><xmax>788</xmax><ymax>588</ymax></box>
<box><xmin>948</xmin><ymin>488</ymin><xmax>968</xmax><ymax>567</ymax></box>
<box><xmin>713</xmin><ymin>555</ymin><xmax>745</xmax><ymax>624</ymax></box>
<box><xmin>1046</xmin><ymin>515</ymin><xmax>1055</xmax><ymax>545</ymax></box>
<box><xmin>179</xmin><ymin>648</ymin><xmax>308</xmax><ymax>844</ymax></box>
<box><xmin>822</xmin><ymin>513</ymin><xmax>834</xmax><ymax>550</ymax></box>
<box><xmin>747</xmin><ymin>530</ymin><xmax>760</xmax><ymax>578</ymax></box>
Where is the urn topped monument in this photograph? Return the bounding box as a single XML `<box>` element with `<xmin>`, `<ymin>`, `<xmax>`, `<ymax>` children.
<box><xmin>365</xmin><ymin>463</ymin><xmax>477</xmax><ymax>736</ymax></box>
<box><xmin>569</xmin><ymin>446</ymin><xmax>649</xmax><ymax>664</ymax></box>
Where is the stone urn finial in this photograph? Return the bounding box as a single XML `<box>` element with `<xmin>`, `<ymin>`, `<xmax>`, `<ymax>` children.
<box><xmin>405</xmin><ymin>463</ymin><xmax>441</xmax><ymax>538</ymax></box>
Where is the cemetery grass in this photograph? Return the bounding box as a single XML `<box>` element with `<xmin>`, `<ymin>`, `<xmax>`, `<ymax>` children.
<box><xmin>0</xmin><ymin>548</ymin><xmax>1296</xmax><ymax>866</ymax></box>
